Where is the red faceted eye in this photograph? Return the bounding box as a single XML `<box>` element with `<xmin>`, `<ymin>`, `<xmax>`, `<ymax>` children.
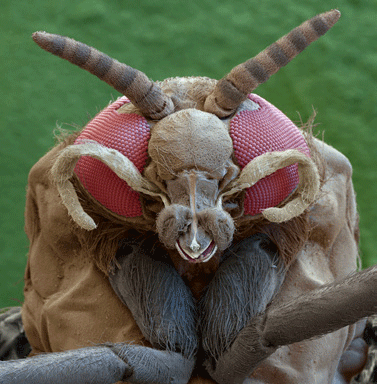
<box><xmin>74</xmin><ymin>97</ymin><xmax>151</xmax><ymax>217</ymax></box>
<box><xmin>230</xmin><ymin>94</ymin><xmax>310</xmax><ymax>216</ymax></box>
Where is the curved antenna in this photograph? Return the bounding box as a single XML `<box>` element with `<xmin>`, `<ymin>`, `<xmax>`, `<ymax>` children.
<box><xmin>51</xmin><ymin>142</ymin><xmax>168</xmax><ymax>230</ymax></box>
<box><xmin>221</xmin><ymin>149</ymin><xmax>320</xmax><ymax>222</ymax></box>
<box><xmin>32</xmin><ymin>32</ymin><xmax>174</xmax><ymax>120</ymax></box>
<box><xmin>204</xmin><ymin>9</ymin><xmax>341</xmax><ymax>117</ymax></box>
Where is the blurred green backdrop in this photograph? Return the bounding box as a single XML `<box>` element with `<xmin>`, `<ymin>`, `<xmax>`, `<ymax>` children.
<box><xmin>1</xmin><ymin>0</ymin><xmax>376</xmax><ymax>307</ymax></box>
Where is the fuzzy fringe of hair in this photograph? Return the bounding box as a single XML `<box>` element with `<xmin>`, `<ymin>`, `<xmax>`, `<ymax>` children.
<box><xmin>71</xmin><ymin>176</ymin><xmax>156</xmax><ymax>275</ymax></box>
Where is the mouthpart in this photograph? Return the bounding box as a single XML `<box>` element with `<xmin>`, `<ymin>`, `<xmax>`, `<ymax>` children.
<box><xmin>175</xmin><ymin>240</ymin><xmax>217</xmax><ymax>263</ymax></box>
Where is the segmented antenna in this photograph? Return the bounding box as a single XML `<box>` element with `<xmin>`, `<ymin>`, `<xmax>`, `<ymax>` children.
<box><xmin>204</xmin><ymin>10</ymin><xmax>341</xmax><ymax>117</ymax></box>
<box><xmin>32</xmin><ymin>32</ymin><xmax>174</xmax><ymax>120</ymax></box>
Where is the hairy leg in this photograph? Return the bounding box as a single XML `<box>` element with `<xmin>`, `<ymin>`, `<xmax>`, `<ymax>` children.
<box><xmin>0</xmin><ymin>344</ymin><xmax>192</xmax><ymax>384</ymax></box>
<box><xmin>0</xmin><ymin>307</ymin><xmax>31</xmax><ymax>360</ymax></box>
<box><xmin>207</xmin><ymin>264</ymin><xmax>377</xmax><ymax>384</ymax></box>
<box><xmin>108</xmin><ymin>233</ymin><xmax>198</xmax><ymax>376</ymax></box>
<box><xmin>199</xmin><ymin>234</ymin><xmax>286</xmax><ymax>376</ymax></box>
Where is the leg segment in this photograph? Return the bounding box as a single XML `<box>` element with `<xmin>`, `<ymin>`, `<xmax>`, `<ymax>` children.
<box><xmin>109</xmin><ymin>234</ymin><xmax>198</xmax><ymax>359</ymax></box>
<box><xmin>109</xmin><ymin>235</ymin><xmax>199</xmax><ymax>382</ymax></box>
<box><xmin>208</xmin><ymin>264</ymin><xmax>377</xmax><ymax>384</ymax></box>
<box><xmin>0</xmin><ymin>307</ymin><xmax>31</xmax><ymax>360</ymax></box>
<box><xmin>199</xmin><ymin>234</ymin><xmax>286</xmax><ymax>375</ymax></box>
<box><xmin>0</xmin><ymin>343</ymin><xmax>193</xmax><ymax>384</ymax></box>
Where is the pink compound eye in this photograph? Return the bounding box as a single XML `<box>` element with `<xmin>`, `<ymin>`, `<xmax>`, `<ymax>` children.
<box><xmin>230</xmin><ymin>94</ymin><xmax>310</xmax><ymax>216</ymax></box>
<box><xmin>74</xmin><ymin>97</ymin><xmax>151</xmax><ymax>217</ymax></box>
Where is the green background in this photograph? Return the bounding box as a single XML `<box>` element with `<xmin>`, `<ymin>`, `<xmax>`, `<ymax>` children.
<box><xmin>1</xmin><ymin>0</ymin><xmax>376</xmax><ymax>307</ymax></box>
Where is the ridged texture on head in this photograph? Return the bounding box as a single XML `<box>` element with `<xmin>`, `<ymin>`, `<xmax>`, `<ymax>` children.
<box><xmin>204</xmin><ymin>9</ymin><xmax>341</xmax><ymax>117</ymax></box>
<box><xmin>74</xmin><ymin>97</ymin><xmax>150</xmax><ymax>217</ymax></box>
<box><xmin>32</xmin><ymin>31</ymin><xmax>174</xmax><ymax>120</ymax></box>
<box><xmin>230</xmin><ymin>94</ymin><xmax>310</xmax><ymax>216</ymax></box>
